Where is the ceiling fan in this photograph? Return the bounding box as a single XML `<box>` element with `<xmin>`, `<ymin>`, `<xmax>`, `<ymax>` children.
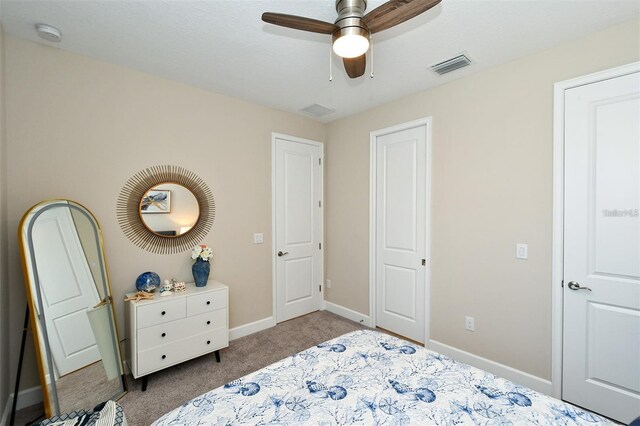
<box><xmin>262</xmin><ymin>0</ymin><xmax>442</xmax><ymax>79</ymax></box>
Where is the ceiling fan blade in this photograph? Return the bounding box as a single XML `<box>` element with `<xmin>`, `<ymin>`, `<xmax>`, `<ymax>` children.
<box><xmin>363</xmin><ymin>0</ymin><xmax>442</xmax><ymax>34</ymax></box>
<box><xmin>343</xmin><ymin>55</ymin><xmax>366</xmax><ymax>79</ymax></box>
<box><xmin>262</xmin><ymin>12</ymin><xmax>338</xmax><ymax>35</ymax></box>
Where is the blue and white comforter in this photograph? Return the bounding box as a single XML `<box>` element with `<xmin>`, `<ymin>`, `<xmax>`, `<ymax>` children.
<box><xmin>154</xmin><ymin>330</ymin><xmax>610</xmax><ymax>425</ymax></box>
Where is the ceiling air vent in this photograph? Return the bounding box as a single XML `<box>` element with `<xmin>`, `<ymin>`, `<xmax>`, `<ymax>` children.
<box><xmin>300</xmin><ymin>104</ymin><xmax>335</xmax><ymax>118</ymax></box>
<box><xmin>431</xmin><ymin>54</ymin><xmax>472</xmax><ymax>76</ymax></box>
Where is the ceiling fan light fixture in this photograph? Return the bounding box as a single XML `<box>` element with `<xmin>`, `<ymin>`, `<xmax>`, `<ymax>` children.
<box><xmin>262</xmin><ymin>0</ymin><xmax>442</xmax><ymax>78</ymax></box>
<box><xmin>332</xmin><ymin>27</ymin><xmax>369</xmax><ymax>58</ymax></box>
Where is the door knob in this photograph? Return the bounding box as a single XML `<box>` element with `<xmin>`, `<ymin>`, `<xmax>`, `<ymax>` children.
<box><xmin>277</xmin><ymin>251</ymin><xmax>289</xmax><ymax>257</ymax></box>
<box><xmin>567</xmin><ymin>281</ymin><xmax>592</xmax><ymax>291</ymax></box>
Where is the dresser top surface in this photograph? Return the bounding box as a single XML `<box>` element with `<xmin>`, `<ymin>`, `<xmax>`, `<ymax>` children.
<box><xmin>126</xmin><ymin>280</ymin><xmax>227</xmax><ymax>306</ymax></box>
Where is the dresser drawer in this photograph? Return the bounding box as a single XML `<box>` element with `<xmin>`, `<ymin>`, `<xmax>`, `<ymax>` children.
<box><xmin>137</xmin><ymin>328</ymin><xmax>228</xmax><ymax>376</ymax></box>
<box><xmin>137</xmin><ymin>309</ymin><xmax>227</xmax><ymax>351</ymax></box>
<box><xmin>187</xmin><ymin>289</ymin><xmax>226</xmax><ymax>316</ymax></box>
<box><xmin>136</xmin><ymin>298</ymin><xmax>186</xmax><ymax>329</ymax></box>
<box><xmin>187</xmin><ymin>327</ymin><xmax>228</xmax><ymax>358</ymax></box>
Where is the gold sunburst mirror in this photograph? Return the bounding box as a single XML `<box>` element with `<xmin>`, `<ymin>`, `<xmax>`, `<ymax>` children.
<box><xmin>117</xmin><ymin>165</ymin><xmax>215</xmax><ymax>254</ymax></box>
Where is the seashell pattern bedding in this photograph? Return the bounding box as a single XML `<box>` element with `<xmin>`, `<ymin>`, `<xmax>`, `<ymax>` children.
<box><xmin>153</xmin><ymin>330</ymin><xmax>610</xmax><ymax>425</ymax></box>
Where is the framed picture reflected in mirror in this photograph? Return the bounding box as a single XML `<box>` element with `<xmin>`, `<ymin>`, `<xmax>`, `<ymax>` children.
<box><xmin>141</xmin><ymin>189</ymin><xmax>171</xmax><ymax>214</ymax></box>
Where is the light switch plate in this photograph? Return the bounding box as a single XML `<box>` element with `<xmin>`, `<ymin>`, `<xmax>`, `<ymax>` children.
<box><xmin>254</xmin><ymin>233</ymin><xmax>264</xmax><ymax>244</ymax></box>
<box><xmin>516</xmin><ymin>243</ymin><xmax>528</xmax><ymax>260</ymax></box>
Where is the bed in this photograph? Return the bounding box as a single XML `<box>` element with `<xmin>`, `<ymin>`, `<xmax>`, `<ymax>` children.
<box><xmin>153</xmin><ymin>330</ymin><xmax>610</xmax><ymax>425</ymax></box>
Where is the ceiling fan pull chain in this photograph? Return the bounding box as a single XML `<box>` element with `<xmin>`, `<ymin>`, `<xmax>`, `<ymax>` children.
<box><xmin>329</xmin><ymin>41</ymin><xmax>333</xmax><ymax>81</ymax></box>
<box><xmin>370</xmin><ymin>34</ymin><xmax>374</xmax><ymax>78</ymax></box>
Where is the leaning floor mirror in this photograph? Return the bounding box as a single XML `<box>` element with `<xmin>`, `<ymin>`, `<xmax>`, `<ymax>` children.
<box><xmin>19</xmin><ymin>200</ymin><xmax>127</xmax><ymax>417</ymax></box>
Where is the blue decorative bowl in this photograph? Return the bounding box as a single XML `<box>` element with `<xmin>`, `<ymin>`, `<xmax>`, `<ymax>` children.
<box><xmin>135</xmin><ymin>272</ymin><xmax>161</xmax><ymax>292</ymax></box>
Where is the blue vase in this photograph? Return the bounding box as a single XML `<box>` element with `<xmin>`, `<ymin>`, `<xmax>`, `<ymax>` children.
<box><xmin>192</xmin><ymin>258</ymin><xmax>210</xmax><ymax>287</ymax></box>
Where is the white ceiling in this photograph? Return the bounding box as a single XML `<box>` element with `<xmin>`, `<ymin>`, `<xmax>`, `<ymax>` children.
<box><xmin>1</xmin><ymin>1</ymin><xmax>638</xmax><ymax>122</ymax></box>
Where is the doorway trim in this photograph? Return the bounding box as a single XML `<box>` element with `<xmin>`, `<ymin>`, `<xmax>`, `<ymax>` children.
<box><xmin>271</xmin><ymin>132</ymin><xmax>324</xmax><ymax>323</ymax></box>
<box><xmin>368</xmin><ymin>117</ymin><xmax>432</xmax><ymax>344</ymax></box>
<box><xmin>551</xmin><ymin>61</ymin><xmax>639</xmax><ymax>399</ymax></box>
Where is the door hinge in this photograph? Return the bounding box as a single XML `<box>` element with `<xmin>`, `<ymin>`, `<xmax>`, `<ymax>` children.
<box><xmin>319</xmin><ymin>242</ymin><xmax>322</xmax><ymax>250</ymax></box>
<box><xmin>561</xmin><ymin>279</ymin><xmax>564</xmax><ymax>288</ymax></box>
<box><xmin>421</xmin><ymin>259</ymin><xmax>426</xmax><ymax>266</ymax></box>
<box><xmin>319</xmin><ymin>200</ymin><xmax>322</xmax><ymax>207</ymax></box>
<box><xmin>319</xmin><ymin>284</ymin><xmax>322</xmax><ymax>292</ymax></box>
<box><xmin>319</xmin><ymin>158</ymin><xmax>322</xmax><ymax>166</ymax></box>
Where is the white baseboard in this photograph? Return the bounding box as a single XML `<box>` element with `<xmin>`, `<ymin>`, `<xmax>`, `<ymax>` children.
<box><xmin>229</xmin><ymin>316</ymin><xmax>276</xmax><ymax>341</ymax></box>
<box><xmin>428</xmin><ymin>340</ymin><xmax>553</xmax><ymax>395</ymax></box>
<box><xmin>323</xmin><ymin>301</ymin><xmax>370</xmax><ymax>327</ymax></box>
<box><xmin>1</xmin><ymin>316</ymin><xmax>277</xmax><ymax>421</ymax></box>
<box><xmin>320</xmin><ymin>304</ymin><xmax>552</xmax><ymax>396</ymax></box>
<box><xmin>2</xmin><ymin>385</ymin><xmax>43</xmax><ymax>423</ymax></box>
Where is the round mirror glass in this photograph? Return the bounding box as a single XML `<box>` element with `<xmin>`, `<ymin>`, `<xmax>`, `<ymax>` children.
<box><xmin>139</xmin><ymin>183</ymin><xmax>200</xmax><ymax>237</ymax></box>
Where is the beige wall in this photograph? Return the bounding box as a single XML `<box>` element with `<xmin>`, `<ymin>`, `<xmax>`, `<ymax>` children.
<box><xmin>0</xmin><ymin>24</ymin><xmax>10</xmax><ymax>420</ymax></box>
<box><xmin>325</xmin><ymin>19</ymin><xmax>640</xmax><ymax>380</ymax></box>
<box><xmin>4</xmin><ymin>36</ymin><xmax>325</xmax><ymax>390</ymax></box>
<box><xmin>3</xmin><ymin>17</ymin><xmax>638</xmax><ymax>398</ymax></box>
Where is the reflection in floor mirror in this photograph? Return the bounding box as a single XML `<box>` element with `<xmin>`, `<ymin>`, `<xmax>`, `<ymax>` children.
<box><xmin>17</xmin><ymin>200</ymin><xmax>127</xmax><ymax>419</ymax></box>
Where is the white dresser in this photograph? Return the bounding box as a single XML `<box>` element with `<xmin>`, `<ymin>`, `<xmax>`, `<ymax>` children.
<box><xmin>125</xmin><ymin>281</ymin><xmax>228</xmax><ymax>390</ymax></box>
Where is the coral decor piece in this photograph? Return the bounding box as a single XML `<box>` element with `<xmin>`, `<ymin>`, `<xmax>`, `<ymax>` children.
<box><xmin>124</xmin><ymin>291</ymin><xmax>154</xmax><ymax>303</ymax></box>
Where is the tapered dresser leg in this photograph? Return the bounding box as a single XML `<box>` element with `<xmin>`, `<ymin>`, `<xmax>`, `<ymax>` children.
<box><xmin>214</xmin><ymin>350</ymin><xmax>221</xmax><ymax>363</ymax></box>
<box><xmin>141</xmin><ymin>376</ymin><xmax>148</xmax><ymax>391</ymax></box>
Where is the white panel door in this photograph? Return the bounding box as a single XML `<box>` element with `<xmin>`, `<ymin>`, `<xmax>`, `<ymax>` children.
<box><xmin>32</xmin><ymin>207</ymin><xmax>101</xmax><ymax>376</ymax></box>
<box><xmin>275</xmin><ymin>136</ymin><xmax>322</xmax><ymax>323</ymax></box>
<box><xmin>563</xmin><ymin>71</ymin><xmax>640</xmax><ymax>423</ymax></box>
<box><xmin>375</xmin><ymin>125</ymin><xmax>428</xmax><ymax>343</ymax></box>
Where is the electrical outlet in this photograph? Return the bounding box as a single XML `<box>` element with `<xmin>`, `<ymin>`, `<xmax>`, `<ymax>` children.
<box><xmin>326</xmin><ymin>279</ymin><xmax>332</xmax><ymax>289</ymax></box>
<box><xmin>254</xmin><ymin>233</ymin><xmax>264</xmax><ymax>244</ymax></box>
<box><xmin>465</xmin><ymin>316</ymin><xmax>475</xmax><ymax>331</ymax></box>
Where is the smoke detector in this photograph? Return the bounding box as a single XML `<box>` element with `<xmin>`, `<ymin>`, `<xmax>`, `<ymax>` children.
<box><xmin>35</xmin><ymin>24</ymin><xmax>62</xmax><ymax>42</ymax></box>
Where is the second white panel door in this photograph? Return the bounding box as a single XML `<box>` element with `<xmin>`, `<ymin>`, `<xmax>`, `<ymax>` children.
<box><xmin>274</xmin><ymin>136</ymin><xmax>322</xmax><ymax>323</ymax></box>
<box><xmin>375</xmin><ymin>124</ymin><xmax>428</xmax><ymax>343</ymax></box>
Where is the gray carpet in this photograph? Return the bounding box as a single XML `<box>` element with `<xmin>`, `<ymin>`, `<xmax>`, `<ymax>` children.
<box><xmin>14</xmin><ymin>311</ymin><xmax>367</xmax><ymax>425</ymax></box>
<box><xmin>119</xmin><ymin>311</ymin><xmax>366</xmax><ymax>425</ymax></box>
<box><xmin>57</xmin><ymin>360</ymin><xmax>124</xmax><ymax>414</ymax></box>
